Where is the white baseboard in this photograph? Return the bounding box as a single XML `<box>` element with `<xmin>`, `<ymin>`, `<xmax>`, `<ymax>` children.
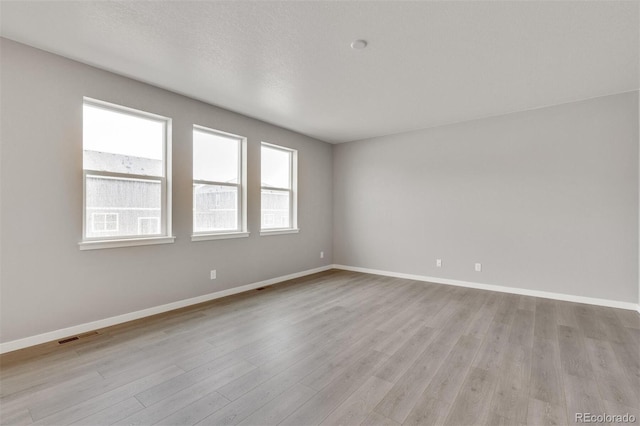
<box><xmin>0</xmin><ymin>265</ymin><xmax>333</xmax><ymax>354</ymax></box>
<box><xmin>3</xmin><ymin>263</ymin><xmax>636</xmax><ymax>354</ymax></box>
<box><xmin>332</xmin><ymin>264</ymin><xmax>640</xmax><ymax>312</ymax></box>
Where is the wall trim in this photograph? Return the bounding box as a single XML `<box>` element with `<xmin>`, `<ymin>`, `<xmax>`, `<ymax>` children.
<box><xmin>332</xmin><ymin>264</ymin><xmax>640</xmax><ymax>312</ymax></box>
<box><xmin>0</xmin><ymin>265</ymin><xmax>333</xmax><ymax>354</ymax></box>
<box><xmin>3</xmin><ymin>263</ymin><xmax>637</xmax><ymax>354</ymax></box>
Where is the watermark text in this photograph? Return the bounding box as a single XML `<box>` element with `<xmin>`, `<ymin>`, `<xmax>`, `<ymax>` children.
<box><xmin>576</xmin><ymin>413</ymin><xmax>636</xmax><ymax>423</ymax></box>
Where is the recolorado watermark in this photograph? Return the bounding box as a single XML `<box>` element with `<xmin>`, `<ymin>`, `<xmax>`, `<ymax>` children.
<box><xmin>575</xmin><ymin>413</ymin><xmax>636</xmax><ymax>423</ymax></box>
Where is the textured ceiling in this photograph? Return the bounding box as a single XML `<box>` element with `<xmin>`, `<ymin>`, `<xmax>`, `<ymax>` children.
<box><xmin>1</xmin><ymin>1</ymin><xmax>638</xmax><ymax>143</ymax></box>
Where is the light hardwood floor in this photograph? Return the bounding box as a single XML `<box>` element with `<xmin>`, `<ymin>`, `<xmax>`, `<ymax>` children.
<box><xmin>1</xmin><ymin>270</ymin><xmax>639</xmax><ymax>425</ymax></box>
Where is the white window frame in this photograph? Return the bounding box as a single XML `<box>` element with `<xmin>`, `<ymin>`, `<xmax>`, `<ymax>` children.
<box><xmin>191</xmin><ymin>125</ymin><xmax>249</xmax><ymax>242</ymax></box>
<box><xmin>260</xmin><ymin>142</ymin><xmax>299</xmax><ymax>236</ymax></box>
<box><xmin>79</xmin><ymin>98</ymin><xmax>174</xmax><ymax>250</ymax></box>
<box><xmin>91</xmin><ymin>212</ymin><xmax>119</xmax><ymax>233</ymax></box>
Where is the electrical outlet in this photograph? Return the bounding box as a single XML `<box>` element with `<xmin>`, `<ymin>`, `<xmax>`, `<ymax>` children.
<box><xmin>320</xmin><ymin>251</ymin><xmax>324</xmax><ymax>259</ymax></box>
<box><xmin>475</xmin><ymin>263</ymin><xmax>482</xmax><ymax>272</ymax></box>
<box><xmin>436</xmin><ymin>259</ymin><xmax>442</xmax><ymax>267</ymax></box>
<box><xmin>210</xmin><ymin>270</ymin><xmax>217</xmax><ymax>280</ymax></box>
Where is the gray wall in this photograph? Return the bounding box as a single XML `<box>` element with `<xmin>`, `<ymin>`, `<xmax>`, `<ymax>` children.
<box><xmin>2</xmin><ymin>38</ymin><xmax>638</xmax><ymax>346</ymax></box>
<box><xmin>0</xmin><ymin>39</ymin><xmax>333</xmax><ymax>344</ymax></box>
<box><xmin>334</xmin><ymin>91</ymin><xmax>639</xmax><ymax>304</ymax></box>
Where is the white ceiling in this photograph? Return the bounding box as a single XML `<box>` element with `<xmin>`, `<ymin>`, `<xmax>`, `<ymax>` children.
<box><xmin>1</xmin><ymin>1</ymin><xmax>638</xmax><ymax>143</ymax></box>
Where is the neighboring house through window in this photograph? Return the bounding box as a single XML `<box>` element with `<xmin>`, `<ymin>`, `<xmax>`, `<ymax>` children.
<box><xmin>81</xmin><ymin>98</ymin><xmax>172</xmax><ymax>249</ymax></box>
<box><xmin>261</xmin><ymin>142</ymin><xmax>298</xmax><ymax>233</ymax></box>
<box><xmin>91</xmin><ymin>213</ymin><xmax>119</xmax><ymax>233</ymax></box>
<box><xmin>192</xmin><ymin>126</ymin><xmax>248</xmax><ymax>240</ymax></box>
<box><xmin>138</xmin><ymin>217</ymin><xmax>160</xmax><ymax>235</ymax></box>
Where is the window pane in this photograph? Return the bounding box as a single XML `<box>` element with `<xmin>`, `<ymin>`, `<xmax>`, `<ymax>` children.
<box><xmin>83</xmin><ymin>103</ymin><xmax>164</xmax><ymax>176</ymax></box>
<box><xmin>194</xmin><ymin>184</ymin><xmax>238</xmax><ymax>232</ymax></box>
<box><xmin>86</xmin><ymin>175</ymin><xmax>161</xmax><ymax>238</ymax></box>
<box><xmin>261</xmin><ymin>189</ymin><xmax>290</xmax><ymax>229</ymax></box>
<box><xmin>193</xmin><ymin>130</ymin><xmax>239</xmax><ymax>183</ymax></box>
<box><xmin>261</xmin><ymin>145</ymin><xmax>291</xmax><ymax>189</ymax></box>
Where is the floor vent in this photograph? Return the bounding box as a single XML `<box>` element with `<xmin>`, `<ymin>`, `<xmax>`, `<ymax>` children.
<box><xmin>57</xmin><ymin>331</ymin><xmax>99</xmax><ymax>345</ymax></box>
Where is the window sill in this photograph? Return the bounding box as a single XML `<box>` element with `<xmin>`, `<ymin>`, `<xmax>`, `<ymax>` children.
<box><xmin>191</xmin><ymin>232</ymin><xmax>250</xmax><ymax>242</ymax></box>
<box><xmin>260</xmin><ymin>228</ymin><xmax>300</xmax><ymax>236</ymax></box>
<box><xmin>79</xmin><ymin>236</ymin><xmax>176</xmax><ymax>250</ymax></box>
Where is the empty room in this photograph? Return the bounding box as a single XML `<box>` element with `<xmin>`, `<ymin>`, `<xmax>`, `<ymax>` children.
<box><xmin>0</xmin><ymin>1</ymin><xmax>638</xmax><ymax>425</ymax></box>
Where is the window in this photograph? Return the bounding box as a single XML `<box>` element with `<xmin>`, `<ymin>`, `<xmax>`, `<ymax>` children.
<box><xmin>192</xmin><ymin>126</ymin><xmax>248</xmax><ymax>241</ymax></box>
<box><xmin>261</xmin><ymin>142</ymin><xmax>298</xmax><ymax>234</ymax></box>
<box><xmin>91</xmin><ymin>213</ymin><xmax>119</xmax><ymax>233</ymax></box>
<box><xmin>80</xmin><ymin>98</ymin><xmax>173</xmax><ymax>249</ymax></box>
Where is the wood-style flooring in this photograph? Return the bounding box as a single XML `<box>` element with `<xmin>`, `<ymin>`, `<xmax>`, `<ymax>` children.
<box><xmin>1</xmin><ymin>270</ymin><xmax>639</xmax><ymax>425</ymax></box>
